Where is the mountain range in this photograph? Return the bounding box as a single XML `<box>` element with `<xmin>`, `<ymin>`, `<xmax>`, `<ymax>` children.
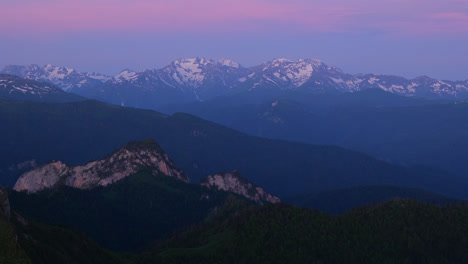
<box><xmin>2</xmin><ymin>58</ymin><xmax>468</xmax><ymax>109</ymax></box>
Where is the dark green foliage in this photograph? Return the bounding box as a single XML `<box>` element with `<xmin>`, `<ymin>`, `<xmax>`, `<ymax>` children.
<box><xmin>0</xmin><ymin>218</ymin><xmax>30</xmax><ymax>264</ymax></box>
<box><xmin>141</xmin><ymin>200</ymin><xmax>468</xmax><ymax>264</ymax></box>
<box><xmin>10</xmin><ymin>171</ymin><xmax>232</xmax><ymax>251</ymax></box>
<box><xmin>288</xmin><ymin>185</ymin><xmax>459</xmax><ymax>214</ymax></box>
<box><xmin>5</xmin><ymin>186</ymin><xmax>468</xmax><ymax>263</ymax></box>
<box><xmin>11</xmin><ymin>216</ymin><xmax>123</xmax><ymax>264</ymax></box>
<box><xmin>0</xmin><ymin>99</ymin><xmax>464</xmax><ymax>200</ymax></box>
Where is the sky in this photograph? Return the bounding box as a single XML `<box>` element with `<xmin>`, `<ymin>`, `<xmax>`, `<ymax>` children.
<box><xmin>1</xmin><ymin>0</ymin><xmax>467</xmax><ymax>80</ymax></box>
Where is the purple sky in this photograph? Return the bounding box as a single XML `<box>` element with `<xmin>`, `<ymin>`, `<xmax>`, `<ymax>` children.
<box><xmin>1</xmin><ymin>0</ymin><xmax>467</xmax><ymax>80</ymax></box>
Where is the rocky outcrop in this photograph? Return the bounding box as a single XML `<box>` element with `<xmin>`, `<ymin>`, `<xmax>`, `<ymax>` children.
<box><xmin>200</xmin><ymin>170</ymin><xmax>280</xmax><ymax>205</ymax></box>
<box><xmin>0</xmin><ymin>187</ymin><xmax>11</xmax><ymax>221</ymax></box>
<box><xmin>14</xmin><ymin>139</ymin><xmax>188</xmax><ymax>193</ymax></box>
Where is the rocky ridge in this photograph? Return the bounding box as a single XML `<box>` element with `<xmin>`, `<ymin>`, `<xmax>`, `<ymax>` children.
<box><xmin>13</xmin><ymin>139</ymin><xmax>188</xmax><ymax>193</ymax></box>
<box><xmin>201</xmin><ymin>170</ymin><xmax>280</xmax><ymax>205</ymax></box>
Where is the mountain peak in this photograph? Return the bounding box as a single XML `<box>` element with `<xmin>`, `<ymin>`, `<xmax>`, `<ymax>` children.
<box><xmin>414</xmin><ymin>75</ymin><xmax>435</xmax><ymax>81</ymax></box>
<box><xmin>173</xmin><ymin>57</ymin><xmax>212</xmax><ymax>66</ymax></box>
<box><xmin>14</xmin><ymin>139</ymin><xmax>188</xmax><ymax>193</ymax></box>
<box><xmin>200</xmin><ymin>170</ymin><xmax>280</xmax><ymax>205</ymax></box>
<box><xmin>272</xmin><ymin>58</ymin><xmax>292</xmax><ymax>63</ymax></box>
<box><xmin>114</xmin><ymin>69</ymin><xmax>138</xmax><ymax>82</ymax></box>
<box><xmin>254</xmin><ymin>58</ymin><xmax>330</xmax><ymax>88</ymax></box>
<box><xmin>219</xmin><ymin>59</ymin><xmax>240</xmax><ymax>68</ymax></box>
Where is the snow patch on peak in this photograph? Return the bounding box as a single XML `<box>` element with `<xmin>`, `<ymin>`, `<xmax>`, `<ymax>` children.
<box><xmin>273</xmin><ymin>58</ymin><xmax>292</xmax><ymax>63</ymax></box>
<box><xmin>178</xmin><ymin>60</ymin><xmax>203</xmax><ymax>73</ymax></box>
<box><xmin>115</xmin><ymin>70</ymin><xmax>138</xmax><ymax>82</ymax></box>
<box><xmin>219</xmin><ymin>59</ymin><xmax>240</xmax><ymax>68</ymax></box>
<box><xmin>169</xmin><ymin>58</ymin><xmax>208</xmax><ymax>87</ymax></box>
<box><xmin>43</xmin><ymin>65</ymin><xmax>74</xmax><ymax>80</ymax></box>
<box><xmin>368</xmin><ymin>77</ymin><xmax>380</xmax><ymax>84</ymax></box>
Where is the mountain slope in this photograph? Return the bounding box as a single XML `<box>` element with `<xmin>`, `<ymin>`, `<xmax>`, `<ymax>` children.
<box><xmin>1</xmin><ymin>99</ymin><xmax>466</xmax><ymax>199</ymax></box>
<box><xmin>0</xmin><ymin>74</ymin><xmax>84</xmax><ymax>103</ymax></box>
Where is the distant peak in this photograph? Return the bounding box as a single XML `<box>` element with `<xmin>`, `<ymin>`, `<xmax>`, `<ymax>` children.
<box><xmin>414</xmin><ymin>75</ymin><xmax>434</xmax><ymax>80</ymax></box>
<box><xmin>174</xmin><ymin>57</ymin><xmax>211</xmax><ymax>65</ymax></box>
<box><xmin>265</xmin><ymin>58</ymin><xmax>325</xmax><ymax>67</ymax></box>
<box><xmin>115</xmin><ymin>69</ymin><xmax>138</xmax><ymax>81</ymax></box>
<box><xmin>302</xmin><ymin>58</ymin><xmax>323</xmax><ymax>64</ymax></box>
<box><xmin>219</xmin><ymin>59</ymin><xmax>240</xmax><ymax>68</ymax></box>
<box><xmin>272</xmin><ymin>58</ymin><xmax>292</xmax><ymax>63</ymax></box>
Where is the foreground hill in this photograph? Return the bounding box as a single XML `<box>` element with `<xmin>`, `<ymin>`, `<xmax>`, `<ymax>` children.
<box><xmin>139</xmin><ymin>199</ymin><xmax>468</xmax><ymax>264</ymax></box>
<box><xmin>4</xmin><ymin>182</ymin><xmax>468</xmax><ymax>263</ymax></box>
<box><xmin>1</xmin><ymin>186</ymin><xmax>122</xmax><ymax>264</ymax></box>
<box><xmin>287</xmin><ymin>185</ymin><xmax>458</xmax><ymax>214</ymax></box>
<box><xmin>1</xmin><ymin>99</ymin><xmax>466</xmax><ymax>199</ymax></box>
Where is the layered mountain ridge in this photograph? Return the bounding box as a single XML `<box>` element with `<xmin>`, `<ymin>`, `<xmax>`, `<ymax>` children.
<box><xmin>13</xmin><ymin>139</ymin><xmax>188</xmax><ymax>193</ymax></box>
<box><xmin>3</xmin><ymin>58</ymin><xmax>467</xmax><ymax>107</ymax></box>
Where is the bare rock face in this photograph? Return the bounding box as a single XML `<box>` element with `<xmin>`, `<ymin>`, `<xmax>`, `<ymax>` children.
<box><xmin>200</xmin><ymin>170</ymin><xmax>280</xmax><ymax>205</ymax></box>
<box><xmin>0</xmin><ymin>187</ymin><xmax>11</xmax><ymax>221</ymax></box>
<box><xmin>14</xmin><ymin>139</ymin><xmax>188</xmax><ymax>193</ymax></box>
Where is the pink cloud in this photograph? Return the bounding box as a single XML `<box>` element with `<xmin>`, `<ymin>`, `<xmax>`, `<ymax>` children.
<box><xmin>433</xmin><ymin>12</ymin><xmax>468</xmax><ymax>20</ymax></box>
<box><xmin>0</xmin><ymin>0</ymin><xmax>363</xmax><ymax>33</ymax></box>
<box><xmin>1</xmin><ymin>0</ymin><xmax>468</xmax><ymax>35</ymax></box>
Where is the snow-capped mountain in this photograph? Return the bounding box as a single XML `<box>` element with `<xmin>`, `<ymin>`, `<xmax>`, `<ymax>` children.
<box><xmin>2</xmin><ymin>58</ymin><xmax>468</xmax><ymax>108</ymax></box>
<box><xmin>241</xmin><ymin>58</ymin><xmax>348</xmax><ymax>93</ymax></box>
<box><xmin>106</xmin><ymin>58</ymin><xmax>250</xmax><ymax>100</ymax></box>
<box><xmin>0</xmin><ymin>74</ymin><xmax>83</xmax><ymax>102</ymax></box>
<box><xmin>0</xmin><ymin>64</ymin><xmax>111</xmax><ymax>92</ymax></box>
<box><xmin>243</xmin><ymin>58</ymin><xmax>468</xmax><ymax>98</ymax></box>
